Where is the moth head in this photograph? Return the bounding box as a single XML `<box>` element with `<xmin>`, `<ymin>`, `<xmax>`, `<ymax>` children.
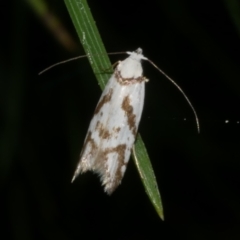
<box><xmin>126</xmin><ymin>48</ymin><xmax>148</xmax><ymax>62</ymax></box>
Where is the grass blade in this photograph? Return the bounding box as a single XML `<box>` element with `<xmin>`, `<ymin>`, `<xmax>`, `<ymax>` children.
<box><xmin>64</xmin><ymin>0</ymin><xmax>112</xmax><ymax>89</ymax></box>
<box><xmin>133</xmin><ymin>135</ymin><xmax>164</xmax><ymax>220</ymax></box>
<box><xmin>64</xmin><ymin>0</ymin><xmax>164</xmax><ymax>220</ymax></box>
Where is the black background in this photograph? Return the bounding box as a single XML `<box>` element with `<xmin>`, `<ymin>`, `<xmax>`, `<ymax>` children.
<box><xmin>2</xmin><ymin>0</ymin><xmax>240</xmax><ymax>239</ymax></box>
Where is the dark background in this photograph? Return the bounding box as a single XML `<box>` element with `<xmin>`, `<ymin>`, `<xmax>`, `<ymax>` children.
<box><xmin>2</xmin><ymin>0</ymin><xmax>240</xmax><ymax>239</ymax></box>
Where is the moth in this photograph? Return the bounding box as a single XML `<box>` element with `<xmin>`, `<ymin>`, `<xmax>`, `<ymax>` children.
<box><xmin>39</xmin><ymin>48</ymin><xmax>199</xmax><ymax>195</ymax></box>
<box><xmin>37</xmin><ymin>43</ymin><xmax>200</xmax><ymax>201</ymax></box>
<box><xmin>71</xmin><ymin>48</ymin><xmax>199</xmax><ymax>194</ymax></box>
<box><xmin>72</xmin><ymin>48</ymin><xmax>148</xmax><ymax>194</ymax></box>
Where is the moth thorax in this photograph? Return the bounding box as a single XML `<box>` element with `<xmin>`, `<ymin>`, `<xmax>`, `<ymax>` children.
<box><xmin>118</xmin><ymin>58</ymin><xmax>143</xmax><ymax>79</ymax></box>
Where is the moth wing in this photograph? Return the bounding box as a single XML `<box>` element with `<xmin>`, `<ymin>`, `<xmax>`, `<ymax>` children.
<box><xmin>73</xmin><ymin>74</ymin><xmax>145</xmax><ymax>194</ymax></box>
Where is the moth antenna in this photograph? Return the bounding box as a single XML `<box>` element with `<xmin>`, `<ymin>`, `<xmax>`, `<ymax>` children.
<box><xmin>38</xmin><ymin>55</ymin><xmax>88</xmax><ymax>75</ymax></box>
<box><xmin>147</xmin><ymin>58</ymin><xmax>200</xmax><ymax>133</ymax></box>
<box><xmin>107</xmin><ymin>51</ymin><xmax>126</xmax><ymax>56</ymax></box>
<box><xmin>38</xmin><ymin>51</ymin><xmax>128</xmax><ymax>76</ymax></box>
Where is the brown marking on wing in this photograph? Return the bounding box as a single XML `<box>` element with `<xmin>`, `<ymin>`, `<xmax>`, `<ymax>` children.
<box><xmin>72</xmin><ymin>131</ymin><xmax>98</xmax><ymax>179</ymax></box>
<box><xmin>121</xmin><ymin>96</ymin><xmax>137</xmax><ymax>136</ymax></box>
<box><xmin>80</xmin><ymin>131</ymin><xmax>98</xmax><ymax>157</ymax></box>
<box><xmin>94</xmin><ymin>143</ymin><xmax>128</xmax><ymax>194</ymax></box>
<box><xmin>115</xmin><ymin>70</ymin><xmax>146</xmax><ymax>85</ymax></box>
<box><xmin>95</xmin><ymin>121</ymin><xmax>111</xmax><ymax>140</ymax></box>
<box><xmin>113</xmin><ymin>126</ymin><xmax>121</xmax><ymax>139</ymax></box>
<box><xmin>95</xmin><ymin>121</ymin><xmax>122</xmax><ymax>140</ymax></box>
<box><xmin>105</xmin><ymin>144</ymin><xmax>127</xmax><ymax>194</ymax></box>
<box><xmin>98</xmin><ymin>123</ymin><xmax>111</xmax><ymax>139</ymax></box>
<box><xmin>114</xmin><ymin>127</ymin><xmax>121</xmax><ymax>133</ymax></box>
<box><xmin>94</xmin><ymin>88</ymin><xmax>113</xmax><ymax>115</ymax></box>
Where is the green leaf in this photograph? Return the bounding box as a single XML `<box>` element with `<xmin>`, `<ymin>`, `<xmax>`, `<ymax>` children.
<box><xmin>133</xmin><ymin>135</ymin><xmax>164</xmax><ymax>220</ymax></box>
<box><xmin>64</xmin><ymin>0</ymin><xmax>112</xmax><ymax>90</ymax></box>
<box><xmin>64</xmin><ymin>0</ymin><xmax>164</xmax><ymax>220</ymax></box>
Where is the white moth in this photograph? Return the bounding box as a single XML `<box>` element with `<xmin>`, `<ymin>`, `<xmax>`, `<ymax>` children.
<box><xmin>54</xmin><ymin>47</ymin><xmax>199</xmax><ymax>195</ymax></box>
<box><xmin>72</xmin><ymin>48</ymin><xmax>148</xmax><ymax>194</ymax></box>
<box><xmin>71</xmin><ymin>48</ymin><xmax>200</xmax><ymax>195</ymax></box>
<box><xmin>39</xmin><ymin>48</ymin><xmax>199</xmax><ymax>195</ymax></box>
